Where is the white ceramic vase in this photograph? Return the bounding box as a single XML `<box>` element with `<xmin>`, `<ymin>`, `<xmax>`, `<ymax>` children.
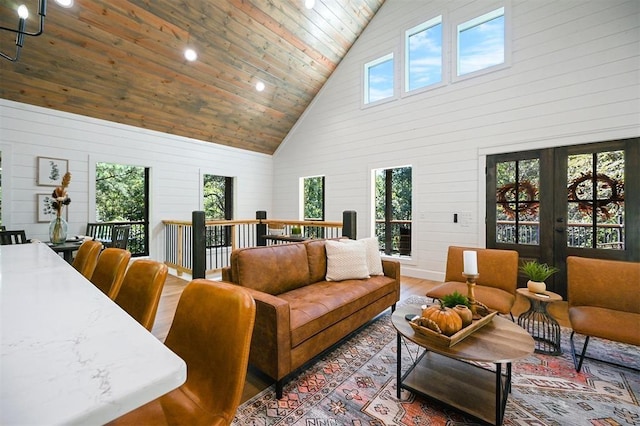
<box><xmin>527</xmin><ymin>280</ymin><xmax>546</xmax><ymax>293</ymax></box>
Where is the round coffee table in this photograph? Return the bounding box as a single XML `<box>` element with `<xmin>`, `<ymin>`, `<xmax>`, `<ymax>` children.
<box><xmin>393</xmin><ymin>305</ymin><xmax>534</xmax><ymax>425</ymax></box>
<box><xmin>516</xmin><ymin>288</ymin><xmax>563</xmax><ymax>355</ymax></box>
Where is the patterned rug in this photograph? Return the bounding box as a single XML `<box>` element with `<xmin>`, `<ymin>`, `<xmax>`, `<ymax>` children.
<box><xmin>233</xmin><ymin>297</ymin><xmax>640</xmax><ymax>426</ymax></box>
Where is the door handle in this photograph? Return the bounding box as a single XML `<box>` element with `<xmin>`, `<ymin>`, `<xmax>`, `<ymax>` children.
<box><xmin>555</xmin><ymin>227</ymin><xmax>564</xmax><ymax>233</ymax></box>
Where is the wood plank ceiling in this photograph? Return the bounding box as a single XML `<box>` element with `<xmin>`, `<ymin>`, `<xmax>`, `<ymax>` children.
<box><xmin>0</xmin><ymin>0</ymin><xmax>384</xmax><ymax>154</ymax></box>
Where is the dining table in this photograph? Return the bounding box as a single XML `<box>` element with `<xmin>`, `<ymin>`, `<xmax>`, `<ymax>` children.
<box><xmin>47</xmin><ymin>237</ymin><xmax>86</xmax><ymax>262</ymax></box>
<box><xmin>0</xmin><ymin>242</ymin><xmax>187</xmax><ymax>425</ymax></box>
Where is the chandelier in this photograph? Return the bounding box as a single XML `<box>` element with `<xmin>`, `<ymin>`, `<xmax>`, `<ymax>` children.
<box><xmin>0</xmin><ymin>1</ymin><xmax>47</xmax><ymax>62</ymax></box>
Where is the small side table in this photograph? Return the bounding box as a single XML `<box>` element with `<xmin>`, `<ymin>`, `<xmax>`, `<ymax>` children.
<box><xmin>516</xmin><ymin>288</ymin><xmax>563</xmax><ymax>355</ymax></box>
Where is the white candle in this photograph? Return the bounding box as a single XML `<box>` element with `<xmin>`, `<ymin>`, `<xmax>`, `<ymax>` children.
<box><xmin>463</xmin><ymin>250</ymin><xmax>478</xmax><ymax>275</ymax></box>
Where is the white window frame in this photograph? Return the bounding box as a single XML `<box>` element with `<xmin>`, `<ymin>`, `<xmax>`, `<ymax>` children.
<box><xmin>363</xmin><ymin>52</ymin><xmax>396</xmax><ymax>106</ymax></box>
<box><xmin>404</xmin><ymin>15</ymin><xmax>444</xmax><ymax>94</ymax></box>
<box><xmin>453</xmin><ymin>5</ymin><xmax>510</xmax><ymax>82</ymax></box>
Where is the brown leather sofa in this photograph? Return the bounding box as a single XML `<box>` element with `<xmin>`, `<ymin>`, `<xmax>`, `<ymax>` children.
<box><xmin>222</xmin><ymin>239</ymin><xmax>400</xmax><ymax>399</ymax></box>
<box><xmin>567</xmin><ymin>256</ymin><xmax>640</xmax><ymax>372</ymax></box>
<box><xmin>425</xmin><ymin>246</ymin><xmax>519</xmax><ymax>316</ymax></box>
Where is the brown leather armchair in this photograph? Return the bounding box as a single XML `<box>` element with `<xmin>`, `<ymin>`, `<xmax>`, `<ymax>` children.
<box><xmin>114</xmin><ymin>260</ymin><xmax>168</xmax><ymax>331</ymax></box>
<box><xmin>426</xmin><ymin>246</ymin><xmax>519</xmax><ymax>317</ymax></box>
<box><xmin>567</xmin><ymin>256</ymin><xmax>640</xmax><ymax>372</ymax></box>
<box><xmin>90</xmin><ymin>248</ymin><xmax>131</xmax><ymax>299</ymax></box>
<box><xmin>72</xmin><ymin>240</ymin><xmax>102</xmax><ymax>279</ymax></box>
<box><xmin>109</xmin><ymin>279</ymin><xmax>256</xmax><ymax>426</ymax></box>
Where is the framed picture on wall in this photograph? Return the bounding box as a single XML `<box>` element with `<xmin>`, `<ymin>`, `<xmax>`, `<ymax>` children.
<box><xmin>37</xmin><ymin>193</ymin><xmax>65</xmax><ymax>222</ymax></box>
<box><xmin>37</xmin><ymin>157</ymin><xmax>68</xmax><ymax>186</ymax></box>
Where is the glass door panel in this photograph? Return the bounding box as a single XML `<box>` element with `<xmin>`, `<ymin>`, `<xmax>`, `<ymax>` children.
<box><xmin>566</xmin><ymin>150</ymin><xmax>625</xmax><ymax>250</ymax></box>
<box><xmin>495</xmin><ymin>158</ymin><xmax>540</xmax><ymax>245</ymax></box>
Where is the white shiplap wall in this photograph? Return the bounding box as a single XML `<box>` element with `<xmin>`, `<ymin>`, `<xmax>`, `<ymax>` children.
<box><xmin>273</xmin><ymin>0</ymin><xmax>640</xmax><ymax>279</ymax></box>
<box><xmin>0</xmin><ymin>99</ymin><xmax>273</xmax><ymax>259</ymax></box>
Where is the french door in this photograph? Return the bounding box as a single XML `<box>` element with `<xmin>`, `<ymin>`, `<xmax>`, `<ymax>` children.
<box><xmin>486</xmin><ymin>138</ymin><xmax>639</xmax><ymax>297</ymax></box>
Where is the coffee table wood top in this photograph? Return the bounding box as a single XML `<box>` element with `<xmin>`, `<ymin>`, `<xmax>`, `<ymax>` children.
<box><xmin>393</xmin><ymin>304</ymin><xmax>534</xmax><ymax>364</ymax></box>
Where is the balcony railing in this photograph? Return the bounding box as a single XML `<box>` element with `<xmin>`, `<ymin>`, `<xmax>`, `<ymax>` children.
<box><xmin>374</xmin><ymin>220</ymin><xmax>412</xmax><ymax>256</ymax></box>
<box><xmin>163</xmin><ymin>217</ymin><xmax>345</xmax><ymax>277</ymax></box>
<box><xmin>496</xmin><ymin>220</ymin><xmax>624</xmax><ymax>249</ymax></box>
<box><xmin>86</xmin><ymin>220</ymin><xmax>148</xmax><ymax>256</ymax></box>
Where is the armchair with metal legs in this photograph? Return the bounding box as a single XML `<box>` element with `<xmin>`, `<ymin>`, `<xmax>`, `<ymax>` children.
<box><xmin>567</xmin><ymin>256</ymin><xmax>640</xmax><ymax>372</ymax></box>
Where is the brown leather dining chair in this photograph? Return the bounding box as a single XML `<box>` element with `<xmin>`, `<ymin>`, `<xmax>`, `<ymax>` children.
<box><xmin>109</xmin><ymin>279</ymin><xmax>256</xmax><ymax>426</ymax></box>
<box><xmin>90</xmin><ymin>248</ymin><xmax>131</xmax><ymax>300</ymax></box>
<box><xmin>71</xmin><ymin>240</ymin><xmax>103</xmax><ymax>279</ymax></box>
<box><xmin>113</xmin><ymin>260</ymin><xmax>168</xmax><ymax>331</ymax></box>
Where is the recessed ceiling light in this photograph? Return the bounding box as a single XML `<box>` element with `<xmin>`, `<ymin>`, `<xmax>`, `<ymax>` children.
<box><xmin>304</xmin><ymin>0</ymin><xmax>315</xmax><ymax>9</ymax></box>
<box><xmin>184</xmin><ymin>48</ymin><xmax>197</xmax><ymax>62</ymax></box>
<box><xmin>55</xmin><ymin>0</ymin><xmax>74</xmax><ymax>8</ymax></box>
<box><xmin>256</xmin><ymin>81</ymin><xmax>265</xmax><ymax>92</ymax></box>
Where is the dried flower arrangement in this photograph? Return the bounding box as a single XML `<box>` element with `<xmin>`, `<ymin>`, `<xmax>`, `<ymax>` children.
<box><xmin>51</xmin><ymin>172</ymin><xmax>72</xmax><ymax>218</ymax></box>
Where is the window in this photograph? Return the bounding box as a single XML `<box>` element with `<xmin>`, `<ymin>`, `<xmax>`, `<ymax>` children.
<box><xmin>302</xmin><ymin>176</ymin><xmax>324</xmax><ymax>221</ymax></box>
<box><xmin>374</xmin><ymin>166</ymin><xmax>412</xmax><ymax>256</ymax></box>
<box><xmin>405</xmin><ymin>16</ymin><xmax>442</xmax><ymax>92</ymax></box>
<box><xmin>203</xmin><ymin>174</ymin><xmax>233</xmax><ymax>248</ymax></box>
<box><xmin>457</xmin><ymin>7</ymin><xmax>505</xmax><ymax>76</ymax></box>
<box><xmin>203</xmin><ymin>174</ymin><xmax>233</xmax><ymax>220</ymax></box>
<box><xmin>364</xmin><ymin>53</ymin><xmax>394</xmax><ymax>104</ymax></box>
<box><xmin>95</xmin><ymin>162</ymin><xmax>149</xmax><ymax>256</ymax></box>
<box><xmin>300</xmin><ymin>175</ymin><xmax>325</xmax><ymax>238</ymax></box>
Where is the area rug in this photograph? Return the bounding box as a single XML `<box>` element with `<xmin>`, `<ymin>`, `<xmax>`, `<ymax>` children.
<box><xmin>232</xmin><ymin>297</ymin><xmax>640</xmax><ymax>426</ymax></box>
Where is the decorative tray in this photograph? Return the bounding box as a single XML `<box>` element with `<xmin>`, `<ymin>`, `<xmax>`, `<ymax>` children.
<box><xmin>409</xmin><ymin>309</ymin><xmax>498</xmax><ymax>347</ymax></box>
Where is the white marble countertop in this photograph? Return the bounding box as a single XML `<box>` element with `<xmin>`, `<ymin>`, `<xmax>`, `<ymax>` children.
<box><xmin>1</xmin><ymin>243</ymin><xmax>186</xmax><ymax>425</ymax></box>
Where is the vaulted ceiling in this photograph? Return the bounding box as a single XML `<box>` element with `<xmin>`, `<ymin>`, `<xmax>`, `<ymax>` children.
<box><xmin>0</xmin><ymin>0</ymin><xmax>384</xmax><ymax>154</ymax></box>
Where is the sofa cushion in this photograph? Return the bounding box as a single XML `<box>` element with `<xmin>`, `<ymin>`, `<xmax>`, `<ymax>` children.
<box><xmin>279</xmin><ymin>275</ymin><xmax>396</xmax><ymax>347</ymax></box>
<box><xmin>232</xmin><ymin>243</ymin><xmax>310</xmax><ymax>294</ymax></box>
<box><xmin>427</xmin><ymin>281</ymin><xmax>515</xmax><ymax>315</ymax></box>
<box><xmin>569</xmin><ymin>306</ymin><xmax>640</xmax><ymax>346</ymax></box>
<box><xmin>325</xmin><ymin>240</ymin><xmax>370</xmax><ymax>281</ymax></box>
<box><xmin>305</xmin><ymin>240</ymin><xmax>328</xmax><ymax>283</ymax></box>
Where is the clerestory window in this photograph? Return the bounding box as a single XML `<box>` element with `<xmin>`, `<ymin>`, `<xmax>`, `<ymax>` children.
<box><xmin>364</xmin><ymin>53</ymin><xmax>394</xmax><ymax>104</ymax></box>
<box><xmin>405</xmin><ymin>16</ymin><xmax>443</xmax><ymax>93</ymax></box>
<box><xmin>457</xmin><ymin>7</ymin><xmax>505</xmax><ymax>77</ymax></box>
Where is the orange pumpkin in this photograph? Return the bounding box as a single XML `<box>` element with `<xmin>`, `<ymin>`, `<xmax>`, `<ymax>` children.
<box><xmin>421</xmin><ymin>304</ymin><xmax>463</xmax><ymax>336</ymax></box>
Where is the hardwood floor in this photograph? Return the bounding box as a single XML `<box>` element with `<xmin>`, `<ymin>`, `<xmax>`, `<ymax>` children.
<box><xmin>152</xmin><ymin>274</ymin><xmax>570</xmax><ymax>403</ymax></box>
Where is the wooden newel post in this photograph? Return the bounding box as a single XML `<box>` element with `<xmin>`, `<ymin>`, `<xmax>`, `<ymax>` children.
<box><xmin>256</xmin><ymin>211</ymin><xmax>267</xmax><ymax>246</ymax></box>
<box><xmin>192</xmin><ymin>211</ymin><xmax>206</xmax><ymax>279</ymax></box>
<box><xmin>342</xmin><ymin>210</ymin><xmax>357</xmax><ymax>240</ymax></box>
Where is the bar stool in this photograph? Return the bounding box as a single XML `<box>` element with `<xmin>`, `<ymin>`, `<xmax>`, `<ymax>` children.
<box><xmin>90</xmin><ymin>248</ymin><xmax>131</xmax><ymax>299</ymax></box>
<box><xmin>72</xmin><ymin>240</ymin><xmax>103</xmax><ymax>279</ymax></box>
<box><xmin>114</xmin><ymin>260</ymin><xmax>168</xmax><ymax>331</ymax></box>
<box><xmin>108</xmin><ymin>280</ymin><xmax>256</xmax><ymax>426</ymax></box>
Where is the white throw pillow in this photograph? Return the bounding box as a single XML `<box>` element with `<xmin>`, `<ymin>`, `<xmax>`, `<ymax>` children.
<box><xmin>338</xmin><ymin>238</ymin><xmax>384</xmax><ymax>276</ymax></box>
<box><xmin>360</xmin><ymin>237</ymin><xmax>384</xmax><ymax>276</ymax></box>
<box><xmin>325</xmin><ymin>239</ymin><xmax>370</xmax><ymax>281</ymax></box>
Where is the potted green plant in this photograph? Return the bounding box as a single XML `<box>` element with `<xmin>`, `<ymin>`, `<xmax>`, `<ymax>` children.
<box><xmin>520</xmin><ymin>260</ymin><xmax>559</xmax><ymax>293</ymax></box>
